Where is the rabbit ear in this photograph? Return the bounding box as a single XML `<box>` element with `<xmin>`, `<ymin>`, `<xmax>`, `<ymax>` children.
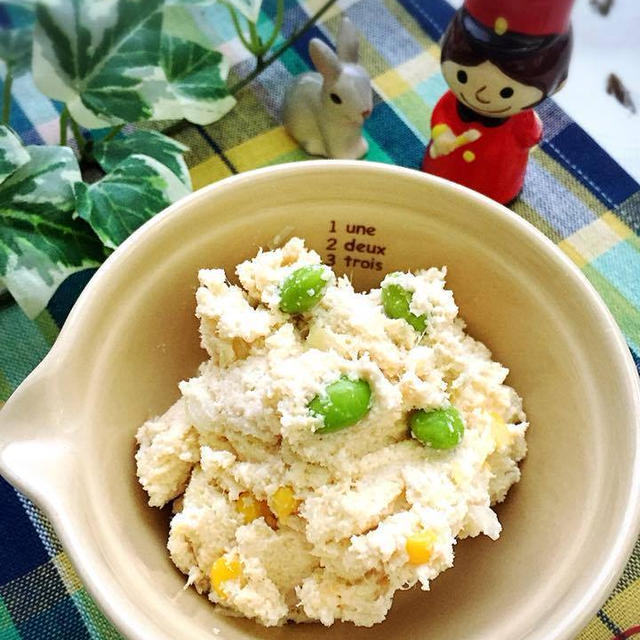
<box><xmin>309</xmin><ymin>38</ymin><xmax>342</xmax><ymax>83</ymax></box>
<box><xmin>336</xmin><ymin>17</ymin><xmax>359</xmax><ymax>63</ymax></box>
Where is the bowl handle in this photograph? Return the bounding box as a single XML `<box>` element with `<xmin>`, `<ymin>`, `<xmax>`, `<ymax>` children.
<box><xmin>0</xmin><ymin>360</ymin><xmax>77</xmax><ymax>508</ymax></box>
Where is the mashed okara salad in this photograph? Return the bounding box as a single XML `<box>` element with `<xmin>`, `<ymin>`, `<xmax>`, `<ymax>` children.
<box><xmin>135</xmin><ymin>237</ymin><xmax>527</xmax><ymax>627</ymax></box>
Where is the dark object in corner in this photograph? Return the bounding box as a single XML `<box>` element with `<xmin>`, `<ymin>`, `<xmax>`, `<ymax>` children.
<box><xmin>606</xmin><ymin>73</ymin><xmax>637</xmax><ymax>114</ymax></box>
<box><xmin>0</xmin><ymin>287</ymin><xmax>11</xmax><ymax>307</ymax></box>
<box><xmin>590</xmin><ymin>0</ymin><xmax>614</xmax><ymax>16</ymax></box>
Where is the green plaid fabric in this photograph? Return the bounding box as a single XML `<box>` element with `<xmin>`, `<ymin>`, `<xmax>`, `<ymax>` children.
<box><xmin>1</xmin><ymin>0</ymin><xmax>639</xmax><ymax>638</ymax></box>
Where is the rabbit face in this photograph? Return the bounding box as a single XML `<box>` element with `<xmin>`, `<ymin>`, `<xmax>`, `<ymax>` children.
<box><xmin>308</xmin><ymin>19</ymin><xmax>373</xmax><ymax>128</ymax></box>
<box><xmin>323</xmin><ymin>65</ymin><xmax>373</xmax><ymax>125</ymax></box>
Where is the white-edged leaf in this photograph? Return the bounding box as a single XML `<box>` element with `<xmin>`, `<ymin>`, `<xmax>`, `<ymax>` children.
<box><xmin>93</xmin><ymin>130</ymin><xmax>192</xmax><ymax>189</ymax></box>
<box><xmin>33</xmin><ymin>0</ymin><xmax>235</xmax><ymax>128</ymax></box>
<box><xmin>33</xmin><ymin>0</ymin><xmax>164</xmax><ymax>128</ymax></box>
<box><xmin>146</xmin><ymin>4</ymin><xmax>236</xmax><ymax>125</ymax></box>
<box><xmin>75</xmin><ymin>153</ymin><xmax>190</xmax><ymax>250</ymax></box>
<box><xmin>0</xmin><ymin>126</ymin><xmax>30</xmax><ymax>184</ymax></box>
<box><xmin>156</xmin><ymin>33</ymin><xmax>236</xmax><ymax>124</ymax></box>
<box><xmin>0</xmin><ymin>145</ymin><xmax>105</xmax><ymax>318</ymax></box>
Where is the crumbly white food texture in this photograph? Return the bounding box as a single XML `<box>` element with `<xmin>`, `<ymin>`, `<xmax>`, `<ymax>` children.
<box><xmin>135</xmin><ymin>237</ymin><xmax>528</xmax><ymax>628</ymax></box>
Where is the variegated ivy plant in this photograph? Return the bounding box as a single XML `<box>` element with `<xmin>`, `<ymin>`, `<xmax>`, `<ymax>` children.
<box><xmin>33</xmin><ymin>0</ymin><xmax>237</xmax><ymax>127</ymax></box>
<box><xmin>0</xmin><ymin>126</ymin><xmax>191</xmax><ymax>316</ymax></box>
<box><xmin>0</xmin><ymin>0</ymin><xmax>337</xmax><ymax>317</ymax></box>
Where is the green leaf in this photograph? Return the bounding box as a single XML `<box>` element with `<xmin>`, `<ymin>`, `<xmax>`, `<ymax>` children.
<box><xmin>0</xmin><ymin>145</ymin><xmax>105</xmax><ymax>318</ymax></box>
<box><xmin>33</xmin><ymin>0</ymin><xmax>235</xmax><ymax>128</ymax></box>
<box><xmin>161</xmin><ymin>34</ymin><xmax>226</xmax><ymax>100</ymax></box>
<box><xmin>150</xmin><ymin>4</ymin><xmax>236</xmax><ymax>124</ymax></box>
<box><xmin>93</xmin><ymin>130</ymin><xmax>192</xmax><ymax>190</ymax></box>
<box><xmin>75</xmin><ymin>153</ymin><xmax>190</xmax><ymax>250</ymax></box>
<box><xmin>33</xmin><ymin>0</ymin><xmax>163</xmax><ymax>127</ymax></box>
<box><xmin>159</xmin><ymin>33</ymin><xmax>234</xmax><ymax>122</ymax></box>
<box><xmin>0</xmin><ymin>126</ymin><xmax>30</xmax><ymax>183</ymax></box>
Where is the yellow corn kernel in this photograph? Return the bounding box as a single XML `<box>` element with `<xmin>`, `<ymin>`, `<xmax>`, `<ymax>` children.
<box><xmin>271</xmin><ymin>486</ymin><xmax>299</xmax><ymax>522</ymax></box>
<box><xmin>235</xmin><ymin>492</ymin><xmax>270</xmax><ymax>524</ymax></box>
<box><xmin>406</xmin><ymin>530</ymin><xmax>438</xmax><ymax>565</ymax></box>
<box><xmin>209</xmin><ymin>556</ymin><xmax>242</xmax><ymax>598</ymax></box>
<box><xmin>490</xmin><ymin>411</ymin><xmax>511</xmax><ymax>449</ymax></box>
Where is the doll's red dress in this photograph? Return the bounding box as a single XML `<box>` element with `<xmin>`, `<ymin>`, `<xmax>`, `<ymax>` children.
<box><xmin>422</xmin><ymin>90</ymin><xmax>542</xmax><ymax>204</ymax></box>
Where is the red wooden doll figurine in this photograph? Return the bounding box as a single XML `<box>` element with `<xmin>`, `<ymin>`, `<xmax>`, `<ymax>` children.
<box><xmin>421</xmin><ymin>0</ymin><xmax>575</xmax><ymax>204</ymax></box>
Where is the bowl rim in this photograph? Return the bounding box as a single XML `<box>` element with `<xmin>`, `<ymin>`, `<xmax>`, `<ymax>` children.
<box><xmin>1</xmin><ymin>159</ymin><xmax>639</xmax><ymax>640</ymax></box>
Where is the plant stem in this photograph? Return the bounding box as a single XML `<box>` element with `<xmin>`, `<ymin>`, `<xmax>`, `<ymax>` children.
<box><xmin>102</xmin><ymin>124</ymin><xmax>124</xmax><ymax>143</ymax></box>
<box><xmin>226</xmin><ymin>3</ymin><xmax>255</xmax><ymax>54</ymax></box>
<box><xmin>261</xmin><ymin>0</ymin><xmax>285</xmax><ymax>55</ymax></box>
<box><xmin>229</xmin><ymin>0</ymin><xmax>339</xmax><ymax>95</ymax></box>
<box><xmin>59</xmin><ymin>106</ymin><xmax>69</xmax><ymax>146</ymax></box>
<box><xmin>248</xmin><ymin>20</ymin><xmax>262</xmax><ymax>53</ymax></box>
<box><xmin>2</xmin><ymin>66</ymin><xmax>13</xmax><ymax>125</ymax></box>
<box><xmin>68</xmin><ymin>113</ymin><xmax>86</xmax><ymax>154</ymax></box>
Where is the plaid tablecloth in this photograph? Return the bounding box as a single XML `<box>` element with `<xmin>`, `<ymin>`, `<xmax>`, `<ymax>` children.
<box><xmin>1</xmin><ymin>0</ymin><xmax>639</xmax><ymax>638</ymax></box>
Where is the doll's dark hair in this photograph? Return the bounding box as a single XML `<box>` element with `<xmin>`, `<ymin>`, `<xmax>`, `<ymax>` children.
<box><xmin>441</xmin><ymin>9</ymin><xmax>572</xmax><ymax>100</ymax></box>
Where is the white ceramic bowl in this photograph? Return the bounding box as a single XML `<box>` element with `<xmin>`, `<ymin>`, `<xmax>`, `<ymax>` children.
<box><xmin>1</xmin><ymin>161</ymin><xmax>639</xmax><ymax>640</ymax></box>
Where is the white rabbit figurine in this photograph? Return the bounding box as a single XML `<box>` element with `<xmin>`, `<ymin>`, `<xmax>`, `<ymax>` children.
<box><xmin>282</xmin><ymin>17</ymin><xmax>373</xmax><ymax>159</ymax></box>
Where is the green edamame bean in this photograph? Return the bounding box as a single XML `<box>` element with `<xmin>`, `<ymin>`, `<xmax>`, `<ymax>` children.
<box><xmin>309</xmin><ymin>376</ymin><xmax>372</xmax><ymax>433</ymax></box>
<box><xmin>381</xmin><ymin>282</ymin><xmax>427</xmax><ymax>332</ymax></box>
<box><xmin>410</xmin><ymin>407</ymin><xmax>464</xmax><ymax>450</ymax></box>
<box><xmin>279</xmin><ymin>265</ymin><xmax>330</xmax><ymax>313</ymax></box>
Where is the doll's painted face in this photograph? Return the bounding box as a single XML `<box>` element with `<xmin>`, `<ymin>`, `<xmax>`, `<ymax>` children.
<box><xmin>442</xmin><ymin>60</ymin><xmax>544</xmax><ymax>118</ymax></box>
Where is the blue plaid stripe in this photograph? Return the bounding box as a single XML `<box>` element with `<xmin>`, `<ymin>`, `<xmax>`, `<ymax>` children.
<box><xmin>0</xmin><ymin>480</ymin><xmax>49</xmax><ymax>585</ymax></box>
<box><xmin>542</xmin><ymin>124</ymin><xmax>639</xmax><ymax>209</ymax></box>
<box><xmin>396</xmin><ymin>0</ymin><xmax>455</xmax><ymax>39</ymax></box>
<box><xmin>522</xmin><ymin>158</ymin><xmax>600</xmax><ymax>237</ymax></box>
